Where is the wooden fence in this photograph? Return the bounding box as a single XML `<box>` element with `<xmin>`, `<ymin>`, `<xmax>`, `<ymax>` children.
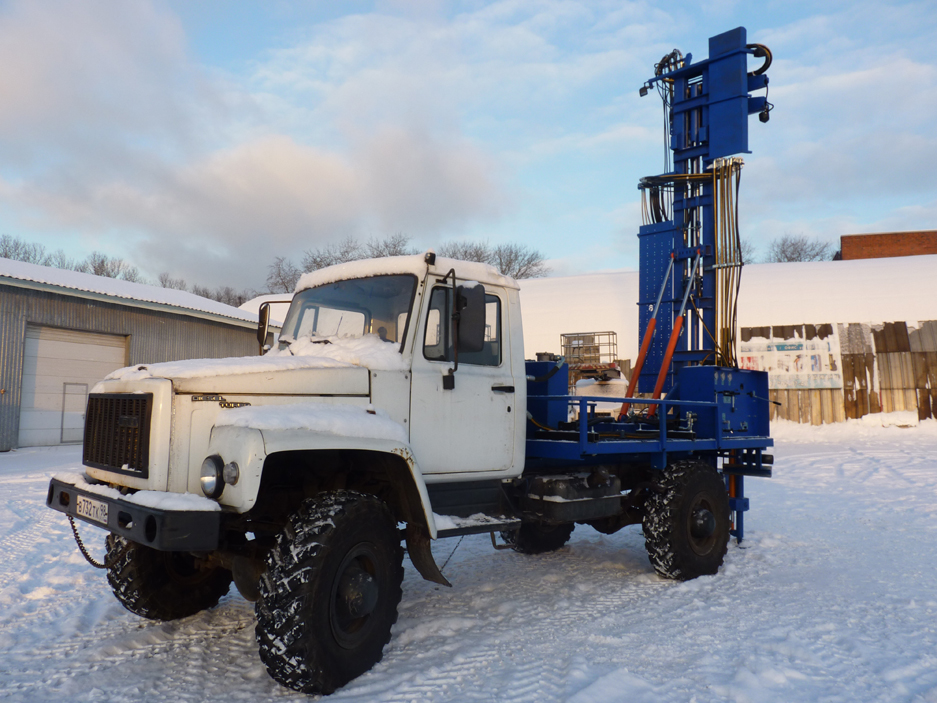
<box><xmin>748</xmin><ymin>320</ymin><xmax>937</xmax><ymax>425</ymax></box>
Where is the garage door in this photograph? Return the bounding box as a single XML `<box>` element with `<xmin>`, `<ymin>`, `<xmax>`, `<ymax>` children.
<box><xmin>18</xmin><ymin>326</ymin><xmax>128</xmax><ymax>447</ymax></box>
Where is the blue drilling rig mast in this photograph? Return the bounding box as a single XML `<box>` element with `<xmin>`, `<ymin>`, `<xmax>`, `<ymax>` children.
<box><xmin>635</xmin><ymin>27</ymin><xmax>773</xmax><ymax>396</ymax></box>
<box><xmin>525</xmin><ymin>27</ymin><xmax>775</xmax><ymax>544</ymax></box>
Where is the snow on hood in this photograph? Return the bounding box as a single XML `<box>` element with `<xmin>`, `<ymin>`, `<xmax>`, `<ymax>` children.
<box><xmin>106</xmin><ymin>333</ymin><xmax>408</xmax><ymax>381</ymax></box>
<box><xmin>216</xmin><ymin>403</ymin><xmax>408</xmax><ymax>443</ymax></box>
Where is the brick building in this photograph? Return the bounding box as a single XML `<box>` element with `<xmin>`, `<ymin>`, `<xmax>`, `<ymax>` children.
<box><xmin>840</xmin><ymin>230</ymin><xmax>937</xmax><ymax>260</ymax></box>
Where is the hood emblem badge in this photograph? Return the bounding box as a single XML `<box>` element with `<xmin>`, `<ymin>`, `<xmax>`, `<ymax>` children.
<box><xmin>192</xmin><ymin>394</ymin><xmax>251</xmax><ymax>409</ymax></box>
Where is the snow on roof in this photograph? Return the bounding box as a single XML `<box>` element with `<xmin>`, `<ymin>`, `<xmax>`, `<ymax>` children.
<box><xmin>239</xmin><ymin>293</ymin><xmax>293</xmax><ymax>314</ymax></box>
<box><xmin>519</xmin><ymin>255</ymin><xmax>937</xmax><ymax>363</ymax></box>
<box><xmin>295</xmin><ymin>253</ymin><xmax>519</xmax><ymax>293</ymax></box>
<box><xmin>0</xmin><ymin>257</ymin><xmax>258</xmax><ymax>327</ymax></box>
<box><xmin>736</xmin><ymin>256</ymin><xmax>937</xmax><ymax>328</ymax></box>
<box><xmin>239</xmin><ymin>293</ymin><xmax>292</xmax><ymax>327</ymax></box>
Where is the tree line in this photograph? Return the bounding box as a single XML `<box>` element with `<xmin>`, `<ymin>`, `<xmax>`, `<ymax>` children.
<box><xmin>265</xmin><ymin>234</ymin><xmax>550</xmax><ymax>293</ymax></box>
<box><xmin>0</xmin><ymin>233</ymin><xmax>552</xmax><ymax>306</ymax></box>
<box><xmin>1</xmin><ymin>231</ymin><xmax>837</xmax><ymax>308</ymax></box>
<box><xmin>0</xmin><ymin>234</ymin><xmax>256</xmax><ymax>306</ymax></box>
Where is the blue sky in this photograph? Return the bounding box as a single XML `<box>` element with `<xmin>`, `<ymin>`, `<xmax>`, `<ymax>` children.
<box><xmin>0</xmin><ymin>0</ymin><xmax>934</xmax><ymax>291</ymax></box>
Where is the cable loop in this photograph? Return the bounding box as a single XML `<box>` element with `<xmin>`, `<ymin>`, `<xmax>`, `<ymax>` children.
<box><xmin>68</xmin><ymin>515</ymin><xmax>130</xmax><ymax>570</ymax></box>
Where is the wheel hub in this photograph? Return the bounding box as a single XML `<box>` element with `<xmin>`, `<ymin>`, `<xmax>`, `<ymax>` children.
<box><xmin>690</xmin><ymin>507</ymin><xmax>716</xmax><ymax>539</ymax></box>
<box><xmin>337</xmin><ymin>564</ymin><xmax>379</xmax><ymax>619</ymax></box>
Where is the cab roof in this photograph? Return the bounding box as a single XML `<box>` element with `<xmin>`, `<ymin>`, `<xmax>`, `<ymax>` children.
<box><xmin>295</xmin><ymin>253</ymin><xmax>520</xmax><ymax>294</ymax></box>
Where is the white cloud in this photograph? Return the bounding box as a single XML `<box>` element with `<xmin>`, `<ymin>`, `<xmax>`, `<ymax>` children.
<box><xmin>1</xmin><ymin>0</ymin><xmax>935</xmax><ymax>292</ymax></box>
<box><xmin>4</xmin><ymin>128</ymin><xmax>506</xmax><ymax>288</ymax></box>
<box><xmin>0</xmin><ymin>0</ymin><xmax>223</xmax><ymax>164</ymax></box>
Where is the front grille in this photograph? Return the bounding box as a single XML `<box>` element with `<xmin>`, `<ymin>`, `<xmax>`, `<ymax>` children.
<box><xmin>83</xmin><ymin>393</ymin><xmax>153</xmax><ymax>478</ymax></box>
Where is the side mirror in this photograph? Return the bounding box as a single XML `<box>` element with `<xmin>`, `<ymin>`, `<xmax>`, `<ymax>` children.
<box><xmin>456</xmin><ymin>284</ymin><xmax>485</xmax><ymax>353</ymax></box>
<box><xmin>257</xmin><ymin>302</ymin><xmax>271</xmax><ymax>354</ymax></box>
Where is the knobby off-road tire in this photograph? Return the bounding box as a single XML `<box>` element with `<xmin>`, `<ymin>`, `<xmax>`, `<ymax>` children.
<box><xmin>501</xmin><ymin>521</ymin><xmax>575</xmax><ymax>554</ymax></box>
<box><xmin>255</xmin><ymin>490</ymin><xmax>404</xmax><ymax>695</ymax></box>
<box><xmin>105</xmin><ymin>534</ymin><xmax>233</xmax><ymax>620</ymax></box>
<box><xmin>642</xmin><ymin>460</ymin><xmax>730</xmax><ymax>581</ymax></box>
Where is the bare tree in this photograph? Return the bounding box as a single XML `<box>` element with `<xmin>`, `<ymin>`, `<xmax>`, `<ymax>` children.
<box><xmin>438</xmin><ymin>239</ymin><xmax>549</xmax><ymax>279</ymax></box>
<box><xmin>491</xmin><ymin>243</ymin><xmax>550</xmax><ymax>279</ymax></box>
<box><xmin>212</xmin><ymin>286</ymin><xmax>253</xmax><ymax>307</ymax></box>
<box><xmin>190</xmin><ymin>283</ymin><xmax>213</xmax><ymax>298</ymax></box>
<box><xmin>0</xmin><ymin>234</ymin><xmax>84</xmax><ymax>270</ymax></box>
<box><xmin>365</xmin><ymin>232</ymin><xmax>417</xmax><ymax>258</ymax></box>
<box><xmin>44</xmin><ymin>249</ymin><xmax>85</xmax><ymax>271</ymax></box>
<box><xmin>301</xmin><ymin>236</ymin><xmax>366</xmax><ymax>272</ymax></box>
<box><xmin>266</xmin><ymin>256</ymin><xmax>302</xmax><ymax>293</ymax></box>
<box><xmin>438</xmin><ymin>239</ymin><xmax>493</xmax><ymax>264</ymax></box>
<box><xmin>120</xmin><ymin>267</ymin><xmax>145</xmax><ymax>283</ymax></box>
<box><xmin>158</xmin><ymin>272</ymin><xmax>188</xmax><ymax>290</ymax></box>
<box><xmin>270</xmin><ymin>234</ymin><xmax>551</xmax><ymax>290</ymax></box>
<box><xmin>764</xmin><ymin>234</ymin><xmax>835</xmax><ymax>263</ymax></box>
<box><xmin>84</xmin><ymin>251</ymin><xmax>144</xmax><ymax>281</ymax></box>
<box><xmin>2</xmin><ymin>234</ymin><xmax>261</xmax><ymax>303</ymax></box>
<box><xmin>0</xmin><ymin>234</ymin><xmax>47</xmax><ymax>264</ymax></box>
<box><xmin>739</xmin><ymin>237</ymin><xmax>759</xmax><ymax>264</ymax></box>
<box><xmin>188</xmin><ymin>283</ymin><xmax>256</xmax><ymax>307</ymax></box>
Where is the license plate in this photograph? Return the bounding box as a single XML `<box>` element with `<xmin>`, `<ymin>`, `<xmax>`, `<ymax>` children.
<box><xmin>76</xmin><ymin>495</ymin><xmax>109</xmax><ymax>525</ymax></box>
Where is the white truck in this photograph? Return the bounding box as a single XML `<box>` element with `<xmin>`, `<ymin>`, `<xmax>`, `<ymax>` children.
<box><xmin>47</xmin><ymin>252</ymin><xmax>771</xmax><ymax>694</ymax></box>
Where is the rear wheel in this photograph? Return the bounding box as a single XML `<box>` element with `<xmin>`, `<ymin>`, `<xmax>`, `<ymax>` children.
<box><xmin>255</xmin><ymin>491</ymin><xmax>404</xmax><ymax>694</ymax></box>
<box><xmin>105</xmin><ymin>535</ymin><xmax>232</xmax><ymax>620</ymax></box>
<box><xmin>642</xmin><ymin>460</ymin><xmax>730</xmax><ymax>580</ymax></box>
<box><xmin>501</xmin><ymin>521</ymin><xmax>574</xmax><ymax>554</ymax></box>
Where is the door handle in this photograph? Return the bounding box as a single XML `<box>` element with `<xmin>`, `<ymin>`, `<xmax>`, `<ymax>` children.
<box><xmin>491</xmin><ymin>385</ymin><xmax>515</xmax><ymax>393</ymax></box>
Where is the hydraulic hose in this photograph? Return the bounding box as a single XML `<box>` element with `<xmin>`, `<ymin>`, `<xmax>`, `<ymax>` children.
<box><xmin>527</xmin><ymin>356</ymin><xmax>566</xmax><ymax>384</ymax></box>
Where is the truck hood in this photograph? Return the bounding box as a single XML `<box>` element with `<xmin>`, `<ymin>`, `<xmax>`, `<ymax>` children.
<box><xmin>104</xmin><ymin>334</ymin><xmax>407</xmax><ymax>395</ymax></box>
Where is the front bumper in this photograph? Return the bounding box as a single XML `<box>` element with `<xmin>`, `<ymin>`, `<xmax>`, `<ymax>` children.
<box><xmin>47</xmin><ymin>477</ymin><xmax>221</xmax><ymax>552</ymax></box>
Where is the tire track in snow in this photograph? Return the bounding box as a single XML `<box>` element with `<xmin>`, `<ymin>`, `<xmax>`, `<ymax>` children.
<box><xmin>343</xmin><ymin>532</ymin><xmax>660</xmax><ymax>703</ymax></box>
<box><xmin>1</xmin><ymin>593</ymin><xmax>270</xmax><ymax>703</ymax></box>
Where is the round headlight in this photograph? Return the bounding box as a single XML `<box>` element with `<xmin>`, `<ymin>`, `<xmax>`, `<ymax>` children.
<box><xmin>200</xmin><ymin>455</ymin><xmax>225</xmax><ymax>499</ymax></box>
<box><xmin>222</xmin><ymin>461</ymin><xmax>240</xmax><ymax>486</ymax></box>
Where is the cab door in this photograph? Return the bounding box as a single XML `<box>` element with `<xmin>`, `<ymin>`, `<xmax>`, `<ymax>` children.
<box><xmin>409</xmin><ymin>282</ymin><xmax>517</xmax><ymax>475</ymax></box>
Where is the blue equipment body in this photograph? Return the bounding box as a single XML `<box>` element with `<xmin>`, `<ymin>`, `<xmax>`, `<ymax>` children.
<box><xmin>523</xmin><ymin>27</ymin><xmax>774</xmax><ymax>542</ymax></box>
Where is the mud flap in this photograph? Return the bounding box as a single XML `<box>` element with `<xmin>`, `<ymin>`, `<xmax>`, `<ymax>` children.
<box><xmin>405</xmin><ymin>524</ymin><xmax>451</xmax><ymax>587</ymax></box>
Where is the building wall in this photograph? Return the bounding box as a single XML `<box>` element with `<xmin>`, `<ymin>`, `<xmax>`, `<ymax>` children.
<box><xmin>840</xmin><ymin>230</ymin><xmax>937</xmax><ymax>260</ymax></box>
<box><xmin>0</xmin><ymin>284</ymin><xmax>259</xmax><ymax>451</ymax></box>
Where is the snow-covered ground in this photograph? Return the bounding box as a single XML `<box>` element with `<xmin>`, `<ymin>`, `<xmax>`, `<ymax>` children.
<box><xmin>2</xmin><ymin>420</ymin><xmax>937</xmax><ymax>702</ymax></box>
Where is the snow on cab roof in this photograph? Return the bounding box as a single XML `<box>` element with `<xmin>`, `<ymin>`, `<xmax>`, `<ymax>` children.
<box><xmin>295</xmin><ymin>253</ymin><xmax>519</xmax><ymax>293</ymax></box>
<box><xmin>0</xmin><ymin>257</ymin><xmax>258</xmax><ymax>327</ymax></box>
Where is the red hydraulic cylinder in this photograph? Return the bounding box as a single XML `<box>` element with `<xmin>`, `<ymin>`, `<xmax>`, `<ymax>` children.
<box><xmin>619</xmin><ymin>254</ymin><xmax>674</xmax><ymax>419</ymax></box>
<box><xmin>647</xmin><ymin>250</ymin><xmax>701</xmax><ymax>419</ymax></box>
<box><xmin>647</xmin><ymin>315</ymin><xmax>684</xmax><ymax>418</ymax></box>
<box><xmin>618</xmin><ymin>317</ymin><xmax>655</xmax><ymax>418</ymax></box>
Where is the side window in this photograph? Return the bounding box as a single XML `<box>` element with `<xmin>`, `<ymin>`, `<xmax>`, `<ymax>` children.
<box><xmin>422</xmin><ymin>286</ymin><xmax>502</xmax><ymax>366</ymax></box>
<box><xmin>423</xmin><ymin>287</ymin><xmax>449</xmax><ymax>361</ymax></box>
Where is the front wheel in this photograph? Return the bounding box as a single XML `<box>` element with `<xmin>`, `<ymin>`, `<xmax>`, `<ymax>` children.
<box><xmin>642</xmin><ymin>460</ymin><xmax>730</xmax><ymax>580</ymax></box>
<box><xmin>105</xmin><ymin>535</ymin><xmax>232</xmax><ymax>620</ymax></box>
<box><xmin>255</xmin><ymin>491</ymin><xmax>404</xmax><ymax>694</ymax></box>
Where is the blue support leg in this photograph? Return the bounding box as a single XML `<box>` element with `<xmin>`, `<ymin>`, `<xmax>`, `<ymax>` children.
<box><xmin>728</xmin><ymin>474</ymin><xmax>749</xmax><ymax>544</ymax></box>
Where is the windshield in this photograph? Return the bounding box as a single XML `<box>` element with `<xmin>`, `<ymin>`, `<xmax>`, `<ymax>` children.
<box><xmin>279</xmin><ymin>274</ymin><xmax>418</xmax><ymax>351</ymax></box>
